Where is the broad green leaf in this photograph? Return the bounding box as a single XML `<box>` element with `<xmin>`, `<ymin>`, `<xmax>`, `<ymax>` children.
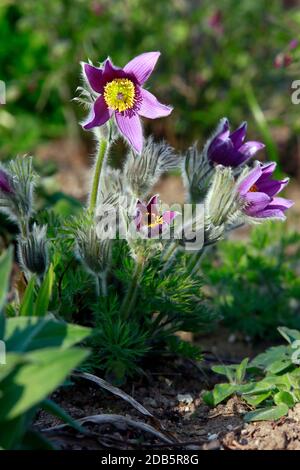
<box><xmin>0</xmin><ymin>247</ymin><xmax>13</xmax><ymax>312</ymax></box>
<box><xmin>274</xmin><ymin>391</ymin><xmax>294</xmax><ymax>408</ymax></box>
<box><xmin>251</xmin><ymin>345</ymin><xmax>291</xmax><ymax>370</ymax></box>
<box><xmin>244</xmin><ymin>404</ymin><xmax>289</xmax><ymax>422</ymax></box>
<box><xmin>236</xmin><ymin>358</ymin><xmax>249</xmax><ymax>384</ymax></box>
<box><xmin>0</xmin><ymin>353</ymin><xmax>26</xmax><ymax>382</ymax></box>
<box><xmin>265</xmin><ymin>359</ymin><xmax>292</xmax><ymax>375</ymax></box>
<box><xmin>34</xmin><ymin>264</ymin><xmax>54</xmax><ymax>316</ymax></box>
<box><xmin>243</xmin><ymin>391</ymin><xmax>271</xmax><ymax>407</ymax></box>
<box><xmin>4</xmin><ymin>316</ymin><xmax>91</xmax><ymax>352</ymax></box>
<box><xmin>211</xmin><ymin>365</ymin><xmax>236</xmax><ymax>383</ymax></box>
<box><xmin>204</xmin><ymin>383</ymin><xmax>238</xmax><ymax>406</ymax></box>
<box><xmin>278</xmin><ymin>327</ymin><xmax>300</xmax><ymax>345</ymax></box>
<box><xmin>19</xmin><ymin>276</ymin><xmax>36</xmax><ymax>316</ymax></box>
<box><xmin>202</xmin><ymin>391</ymin><xmax>214</xmax><ymax>407</ymax></box>
<box><xmin>0</xmin><ymin>347</ymin><xmax>89</xmax><ymax>421</ymax></box>
<box><xmin>0</xmin><ymin>415</ymin><xmax>27</xmax><ymax>449</ymax></box>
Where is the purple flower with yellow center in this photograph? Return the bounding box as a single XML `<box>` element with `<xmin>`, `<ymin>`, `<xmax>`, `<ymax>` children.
<box><xmin>134</xmin><ymin>195</ymin><xmax>178</xmax><ymax>238</ymax></box>
<box><xmin>238</xmin><ymin>163</ymin><xmax>293</xmax><ymax>220</ymax></box>
<box><xmin>207</xmin><ymin>118</ymin><xmax>265</xmax><ymax>167</ymax></box>
<box><xmin>82</xmin><ymin>52</ymin><xmax>173</xmax><ymax>153</ymax></box>
<box><xmin>0</xmin><ymin>169</ymin><xmax>12</xmax><ymax>194</ymax></box>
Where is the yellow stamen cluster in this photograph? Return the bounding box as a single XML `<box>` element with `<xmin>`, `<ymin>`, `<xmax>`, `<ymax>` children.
<box><xmin>148</xmin><ymin>214</ymin><xmax>164</xmax><ymax>228</ymax></box>
<box><xmin>249</xmin><ymin>184</ymin><xmax>258</xmax><ymax>192</ymax></box>
<box><xmin>103</xmin><ymin>78</ymin><xmax>135</xmax><ymax>112</ymax></box>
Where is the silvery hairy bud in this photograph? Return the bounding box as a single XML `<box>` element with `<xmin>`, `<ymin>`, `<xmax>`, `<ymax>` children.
<box><xmin>0</xmin><ymin>157</ymin><xmax>36</xmax><ymax>229</ymax></box>
<box><xmin>124</xmin><ymin>137</ymin><xmax>179</xmax><ymax>199</ymax></box>
<box><xmin>205</xmin><ymin>165</ymin><xmax>243</xmax><ymax>228</ymax></box>
<box><xmin>18</xmin><ymin>224</ymin><xmax>49</xmax><ymax>278</ymax></box>
<box><xmin>183</xmin><ymin>143</ymin><xmax>213</xmax><ymax>203</ymax></box>
<box><xmin>76</xmin><ymin>226</ymin><xmax>111</xmax><ymax>276</ymax></box>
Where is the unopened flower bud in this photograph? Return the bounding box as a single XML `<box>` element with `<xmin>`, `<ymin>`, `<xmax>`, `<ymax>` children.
<box><xmin>18</xmin><ymin>224</ymin><xmax>49</xmax><ymax>277</ymax></box>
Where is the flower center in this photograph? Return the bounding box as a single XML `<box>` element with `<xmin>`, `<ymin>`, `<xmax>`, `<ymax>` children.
<box><xmin>147</xmin><ymin>213</ymin><xmax>164</xmax><ymax>228</ymax></box>
<box><xmin>249</xmin><ymin>184</ymin><xmax>258</xmax><ymax>192</ymax></box>
<box><xmin>103</xmin><ymin>78</ymin><xmax>135</xmax><ymax>112</ymax></box>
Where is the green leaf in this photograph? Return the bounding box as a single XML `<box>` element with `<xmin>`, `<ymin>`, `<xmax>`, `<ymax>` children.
<box><xmin>251</xmin><ymin>346</ymin><xmax>291</xmax><ymax>370</ymax></box>
<box><xmin>278</xmin><ymin>327</ymin><xmax>300</xmax><ymax>345</ymax></box>
<box><xmin>0</xmin><ymin>247</ymin><xmax>13</xmax><ymax>312</ymax></box>
<box><xmin>244</xmin><ymin>404</ymin><xmax>289</xmax><ymax>422</ymax></box>
<box><xmin>265</xmin><ymin>359</ymin><xmax>292</xmax><ymax>375</ymax></box>
<box><xmin>236</xmin><ymin>358</ymin><xmax>249</xmax><ymax>384</ymax></box>
<box><xmin>0</xmin><ymin>347</ymin><xmax>89</xmax><ymax>421</ymax></box>
<box><xmin>205</xmin><ymin>383</ymin><xmax>238</xmax><ymax>406</ymax></box>
<box><xmin>34</xmin><ymin>264</ymin><xmax>54</xmax><ymax>316</ymax></box>
<box><xmin>274</xmin><ymin>391</ymin><xmax>294</xmax><ymax>408</ymax></box>
<box><xmin>5</xmin><ymin>316</ymin><xmax>91</xmax><ymax>352</ymax></box>
<box><xmin>41</xmin><ymin>399</ymin><xmax>85</xmax><ymax>434</ymax></box>
<box><xmin>19</xmin><ymin>276</ymin><xmax>36</xmax><ymax>316</ymax></box>
<box><xmin>243</xmin><ymin>391</ymin><xmax>271</xmax><ymax>407</ymax></box>
<box><xmin>211</xmin><ymin>365</ymin><xmax>236</xmax><ymax>383</ymax></box>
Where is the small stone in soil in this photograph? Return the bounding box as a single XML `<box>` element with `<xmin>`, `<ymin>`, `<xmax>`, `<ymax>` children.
<box><xmin>177</xmin><ymin>393</ymin><xmax>193</xmax><ymax>405</ymax></box>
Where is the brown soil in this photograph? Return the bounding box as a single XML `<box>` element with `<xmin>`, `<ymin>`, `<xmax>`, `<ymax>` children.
<box><xmin>34</xmin><ymin>329</ymin><xmax>300</xmax><ymax>451</ymax></box>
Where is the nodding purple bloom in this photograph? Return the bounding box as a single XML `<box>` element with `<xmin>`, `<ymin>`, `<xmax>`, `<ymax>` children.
<box><xmin>0</xmin><ymin>169</ymin><xmax>12</xmax><ymax>194</ymax></box>
<box><xmin>82</xmin><ymin>52</ymin><xmax>173</xmax><ymax>153</ymax></box>
<box><xmin>238</xmin><ymin>163</ymin><xmax>293</xmax><ymax>220</ymax></box>
<box><xmin>134</xmin><ymin>195</ymin><xmax>178</xmax><ymax>238</ymax></box>
<box><xmin>207</xmin><ymin>118</ymin><xmax>265</xmax><ymax>167</ymax></box>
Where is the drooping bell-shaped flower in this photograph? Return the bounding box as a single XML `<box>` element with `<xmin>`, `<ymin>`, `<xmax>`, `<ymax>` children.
<box><xmin>238</xmin><ymin>162</ymin><xmax>293</xmax><ymax>220</ymax></box>
<box><xmin>134</xmin><ymin>195</ymin><xmax>178</xmax><ymax>238</ymax></box>
<box><xmin>207</xmin><ymin>118</ymin><xmax>265</xmax><ymax>167</ymax></box>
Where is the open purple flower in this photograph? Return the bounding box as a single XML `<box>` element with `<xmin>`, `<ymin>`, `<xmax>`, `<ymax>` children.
<box><xmin>82</xmin><ymin>52</ymin><xmax>173</xmax><ymax>153</ymax></box>
<box><xmin>207</xmin><ymin>118</ymin><xmax>265</xmax><ymax>167</ymax></box>
<box><xmin>134</xmin><ymin>195</ymin><xmax>178</xmax><ymax>237</ymax></box>
<box><xmin>238</xmin><ymin>163</ymin><xmax>293</xmax><ymax>220</ymax></box>
<box><xmin>0</xmin><ymin>169</ymin><xmax>12</xmax><ymax>194</ymax></box>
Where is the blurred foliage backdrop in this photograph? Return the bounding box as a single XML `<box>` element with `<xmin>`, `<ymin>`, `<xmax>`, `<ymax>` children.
<box><xmin>1</xmin><ymin>0</ymin><xmax>300</xmax><ymax>175</ymax></box>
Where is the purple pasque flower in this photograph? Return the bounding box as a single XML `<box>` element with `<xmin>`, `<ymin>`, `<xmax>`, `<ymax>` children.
<box><xmin>0</xmin><ymin>168</ymin><xmax>12</xmax><ymax>194</ymax></box>
<box><xmin>207</xmin><ymin>118</ymin><xmax>265</xmax><ymax>167</ymax></box>
<box><xmin>82</xmin><ymin>52</ymin><xmax>173</xmax><ymax>153</ymax></box>
<box><xmin>238</xmin><ymin>162</ymin><xmax>293</xmax><ymax>220</ymax></box>
<box><xmin>134</xmin><ymin>195</ymin><xmax>178</xmax><ymax>237</ymax></box>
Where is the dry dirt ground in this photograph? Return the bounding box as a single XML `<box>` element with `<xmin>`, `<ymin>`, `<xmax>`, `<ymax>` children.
<box><xmin>34</xmin><ymin>330</ymin><xmax>300</xmax><ymax>451</ymax></box>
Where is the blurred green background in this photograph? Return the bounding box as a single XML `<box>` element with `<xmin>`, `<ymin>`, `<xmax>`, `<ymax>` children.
<box><xmin>1</xmin><ymin>0</ymin><xmax>300</xmax><ymax>178</ymax></box>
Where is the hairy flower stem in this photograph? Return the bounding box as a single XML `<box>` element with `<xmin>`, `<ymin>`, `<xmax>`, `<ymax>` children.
<box><xmin>95</xmin><ymin>273</ymin><xmax>108</xmax><ymax>297</ymax></box>
<box><xmin>120</xmin><ymin>258</ymin><xmax>144</xmax><ymax>320</ymax></box>
<box><xmin>89</xmin><ymin>137</ymin><xmax>108</xmax><ymax>213</ymax></box>
<box><xmin>186</xmin><ymin>247</ymin><xmax>206</xmax><ymax>275</ymax></box>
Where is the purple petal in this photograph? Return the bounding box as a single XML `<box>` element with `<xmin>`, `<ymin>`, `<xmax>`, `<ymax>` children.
<box><xmin>162</xmin><ymin>211</ymin><xmax>178</xmax><ymax>224</ymax></box>
<box><xmin>138</xmin><ymin>89</ymin><xmax>173</xmax><ymax>119</ymax></box>
<box><xmin>102</xmin><ymin>58</ymin><xmax>127</xmax><ymax>81</ymax></box>
<box><xmin>147</xmin><ymin>194</ymin><xmax>159</xmax><ymax>216</ymax></box>
<box><xmin>229</xmin><ymin>122</ymin><xmax>247</xmax><ymax>148</ymax></box>
<box><xmin>134</xmin><ymin>208</ymin><xmax>143</xmax><ymax>231</ymax></box>
<box><xmin>238</xmin><ymin>141</ymin><xmax>265</xmax><ymax>159</ymax></box>
<box><xmin>254</xmin><ymin>208</ymin><xmax>287</xmax><ymax>220</ymax></box>
<box><xmin>256</xmin><ymin>178</ymin><xmax>289</xmax><ymax>197</ymax></box>
<box><xmin>124</xmin><ymin>52</ymin><xmax>161</xmax><ymax>85</ymax></box>
<box><xmin>115</xmin><ymin>113</ymin><xmax>143</xmax><ymax>153</ymax></box>
<box><xmin>0</xmin><ymin>169</ymin><xmax>12</xmax><ymax>194</ymax></box>
<box><xmin>218</xmin><ymin>117</ymin><xmax>230</xmax><ymax>134</ymax></box>
<box><xmin>82</xmin><ymin>62</ymin><xmax>105</xmax><ymax>93</ymax></box>
<box><xmin>268</xmin><ymin>197</ymin><xmax>294</xmax><ymax>211</ymax></box>
<box><xmin>261</xmin><ymin>162</ymin><xmax>277</xmax><ymax>177</ymax></box>
<box><xmin>82</xmin><ymin>96</ymin><xmax>112</xmax><ymax>130</ymax></box>
<box><xmin>239</xmin><ymin>166</ymin><xmax>262</xmax><ymax>194</ymax></box>
<box><xmin>244</xmin><ymin>192</ymin><xmax>271</xmax><ymax>216</ymax></box>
